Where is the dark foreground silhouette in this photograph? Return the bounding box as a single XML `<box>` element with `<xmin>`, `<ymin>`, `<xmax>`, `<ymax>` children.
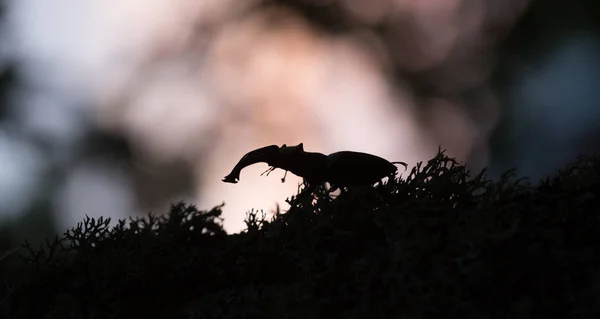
<box><xmin>1</xmin><ymin>149</ymin><xmax>599</xmax><ymax>318</ymax></box>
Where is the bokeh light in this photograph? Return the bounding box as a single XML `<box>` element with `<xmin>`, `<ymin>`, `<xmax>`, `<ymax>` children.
<box><xmin>2</xmin><ymin>0</ymin><xmax>598</xmax><ymax>236</ymax></box>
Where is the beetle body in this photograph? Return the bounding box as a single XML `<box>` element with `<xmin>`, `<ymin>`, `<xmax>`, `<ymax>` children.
<box><xmin>325</xmin><ymin>151</ymin><xmax>399</xmax><ymax>187</ymax></box>
<box><xmin>222</xmin><ymin>143</ymin><xmax>406</xmax><ymax>191</ymax></box>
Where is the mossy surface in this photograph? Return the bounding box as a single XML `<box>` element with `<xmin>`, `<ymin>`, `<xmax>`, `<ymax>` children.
<box><xmin>1</xmin><ymin>150</ymin><xmax>599</xmax><ymax>318</ymax></box>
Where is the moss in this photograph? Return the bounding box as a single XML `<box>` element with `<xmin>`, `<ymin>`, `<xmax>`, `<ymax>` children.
<box><xmin>1</xmin><ymin>149</ymin><xmax>599</xmax><ymax>318</ymax></box>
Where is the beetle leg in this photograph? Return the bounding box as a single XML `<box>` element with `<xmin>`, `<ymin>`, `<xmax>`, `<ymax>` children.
<box><xmin>287</xmin><ymin>181</ymin><xmax>315</xmax><ymax>209</ymax></box>
<box><xmin>281</xmin><ymin>170</ymin><xmax>288</xmax><ymax>183</ymax></box>
<box><xmin>299</xmin><ymin>183</ymin><xmax>317</xmax><ymax>202</ymax></box>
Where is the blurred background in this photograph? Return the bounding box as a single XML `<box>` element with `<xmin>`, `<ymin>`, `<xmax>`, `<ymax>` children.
<box><xmin>0</xmin><ymin>0</ymin><xmax>599</xmax><ymax>245</ymax></box>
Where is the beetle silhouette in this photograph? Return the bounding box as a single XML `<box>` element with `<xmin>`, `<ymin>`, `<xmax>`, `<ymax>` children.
<box><xmin>222</xmin><ymin>143</ymin><xmax>407</xmax><ymax>193</ymax></box>
<box><xmin>222</xmin><ymin>143</ymin><xmax>328</xmax><ymax>186</ymax></box>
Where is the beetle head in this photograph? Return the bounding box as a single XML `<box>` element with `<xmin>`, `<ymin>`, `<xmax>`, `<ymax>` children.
<box><xmin>280</xmin><ymin>143</ymin><xmax>304</xmax><ymax>155</ymax></box>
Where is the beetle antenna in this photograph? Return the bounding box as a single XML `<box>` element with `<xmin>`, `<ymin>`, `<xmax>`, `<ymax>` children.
<box><xmin>261</xmin><ymin>166</ymin><xmax>277</xmax><ymax>176</ymax></box>
<box><xmin>391</xmin><ymin>161</ymin><xmax>408</xmax><ymax>171</ymax></box>
<box><xmin>281</xmin><ymin>170</ymin><xmax>288</xmax><ymax>183</ymax></box>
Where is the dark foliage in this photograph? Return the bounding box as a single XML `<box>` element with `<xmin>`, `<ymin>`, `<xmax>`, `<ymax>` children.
<box><xmin>1</xmin><ymin>149</ymin><xmax>599</xmax><ymax>318</ymax></box>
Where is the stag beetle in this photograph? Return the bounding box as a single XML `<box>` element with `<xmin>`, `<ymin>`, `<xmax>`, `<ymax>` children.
<box><xmin>222</xmin><ymin>143</ymin><xmax>407</xmax><ymax>193</ymax></box>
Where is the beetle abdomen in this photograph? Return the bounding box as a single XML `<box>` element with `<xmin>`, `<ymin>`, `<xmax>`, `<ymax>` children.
<box><xmin>325</xmin><ymin>151</ymin><xmax>397</xmax><ymax>186</ymax></box>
